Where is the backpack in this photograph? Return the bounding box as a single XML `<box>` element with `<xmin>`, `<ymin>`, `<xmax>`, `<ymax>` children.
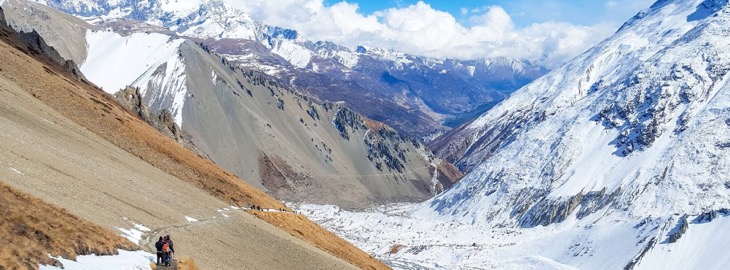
<box><xmin>162</xmin><ymin>242</ymin><xmax>170</xmax><ymax>253</ymax></box>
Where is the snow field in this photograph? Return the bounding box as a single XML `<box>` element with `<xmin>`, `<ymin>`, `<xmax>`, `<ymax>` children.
<box><xmin>39</xmin><ymin>250</ymin><xmax>154</xmax><ymax>270</ymax></box>
<box><xmin>81</xmin><ymin>30</ymin><xmax>188</xmax><ymax>126</ymax></box>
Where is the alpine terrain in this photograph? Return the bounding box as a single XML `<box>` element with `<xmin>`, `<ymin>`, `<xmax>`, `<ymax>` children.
<box><xmin>2</xmin><ymin>0</ymin><xmax>464</xmax><ymax>208</ymax></box>
<box><xmin>27</xmin><ymin>0</ymin><xmax>546</xmax><ymax>138</ymax></box>
<box><xmin>0</xmin><ymin>3</ymin><xmax>388</xmax><ymax>269</ymax></box>
<box><xmin>291</xmin><ymin>0</ymin><xmax>730</xmax><ymax>269</ymax></box>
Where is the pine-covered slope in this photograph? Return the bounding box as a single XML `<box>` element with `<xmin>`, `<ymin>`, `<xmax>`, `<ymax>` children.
<box><xmin>292</xmin><ymin>1</ymin><xmax>730</xmax><ymax>269</ymax></box>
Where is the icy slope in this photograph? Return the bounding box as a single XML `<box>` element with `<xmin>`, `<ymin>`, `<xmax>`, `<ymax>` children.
<box><xmin>427</xmin><ymin>0</ymin><xmax>730</xmax><ymax>225</ymax></box>
<box><xmin>81</xmin><ymin>30</ymin><xmax>187</xmax><ymax>125</ymax></box>
<box><xmin>431</xmin><ymin>0</ymin><xmax>710</xmax><ymax>171</ymax></box>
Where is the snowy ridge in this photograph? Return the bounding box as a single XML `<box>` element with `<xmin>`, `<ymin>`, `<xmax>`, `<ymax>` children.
<box><xmin>430</xmin><ymin>0</ymin><xmax>728</xmax><ymax>222</ymax></box>
<box><xmin>296</xmin><ymin>0</ymin><xmax>730</xmax><ymax>269</ymax></box>
<box><xmin>434</xmin><ymin>0</ymin><xmax>708</xmax><ymax>171</ymax></box>
<box><xmin>81</xmin><ymin>30</ymin><xmax>188</xmax><ymax>125</ymax></box>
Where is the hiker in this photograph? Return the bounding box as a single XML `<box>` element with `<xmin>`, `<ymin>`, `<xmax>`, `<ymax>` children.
<box><xmin>162</xmin><ymin>235</ymin><xmax>175</xmax><ymax>266</ymax></box>
<box><xmin>155</xmin><ymin>236</ymin><xmax>164</xmax><ymax>265</ymax></box>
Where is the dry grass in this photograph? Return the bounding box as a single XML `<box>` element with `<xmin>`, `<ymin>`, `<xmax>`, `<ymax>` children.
<box><xmin>363</xmin><ymin>118</ymin><xmax>387</xmax><ymax>132</ymax></box>
<box><xmin>250</xmin><ymin>212</ymin><xmax>390</xmax><ymax>270</ymax></box>
<box><xmin>388</xmin><ymin>244</ymin><xmax>404</xmax><ymax>255</ymax></box>
<box><xmin>0</xmin><ymin>181</ymin><xmax>138</xmax><ymax>270</ymax></box>
<box><xmin>148</xmin><ymin>256</ymin><xmax>199</xmax><ymax>270</ymax></box>
<box><xmin>175</xmin><ymin>256</ymin><xmax>200</xmax><ymax>270</ymax></box>
<box><xmin>0</xmin><ymin>19</ymin><xmax>388</xmax><ymax>269</ymax></box>
<box><xmin>437</xmin><ymin>161</ymin><xmax>464</xmax><ymax>189</ymax></box>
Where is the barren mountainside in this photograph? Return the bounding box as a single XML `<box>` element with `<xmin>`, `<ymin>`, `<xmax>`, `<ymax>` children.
<box><xmin>0</xmin><ymin>7</ymin><xmax>388</xmax><ymax>269</ymax></box>
<box><xmin>3</xmin><ymin>0</ymin><xmax>463</xmax><ymax>208</ymax></box>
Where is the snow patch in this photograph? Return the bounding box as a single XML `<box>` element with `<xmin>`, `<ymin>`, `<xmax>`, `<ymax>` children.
<box><xmin>81</xmin><ymin>30</ymin><xmax>184</xmax><ymax>94</ymax></box>
<box><xmin>39</xmin><ymin>250</ymin><xmax>153</xmax><ymax>270</ymax></box>
<box><xmin>116</xmin><ymin>219</ymin><xmax>150</xmax><ymax>245</ymax></box>
<box><xmin>116</xmin><ymin>227</ymin><xmax>145</xmax><ymax>245</ymax></box>
<box><xmin>132</xmin><ymin>223</ymin><xmax>151</xmax><ymax>233</ymax></box>
<box><xmin>271</xmin><ymin>41</ymin><xmax>312</xmax><ymax>68</ymax></box>
<box><xmin>185</xmin><ymin>216</ymin><xmax>198</xmax><ymax>222</ymax></box>
<box><xmin>467</xmin><ymin>66</ymin><xmax>476</xmax><ymax>77</ymax></box>
<box><xmin>9</xmin><ymin>167</ymin><xmax>23</xmax><ymax>175</ymax></box>
<box><xmin>335</xmin><ymin>51</ymin><xmax>359</xmax><ymax>68</ymax></box>
<box><xmin>638</xmin><ymin>215</ymin><xmax>730</xmax><ymax>269</ymax></box>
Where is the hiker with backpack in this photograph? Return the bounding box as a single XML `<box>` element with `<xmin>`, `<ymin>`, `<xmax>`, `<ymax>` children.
<box><xmin>162</xmin><ymin>235</ymin><xmax>175</xmax><ymax>266</ymax></box>
<box><xmin>155</xmin><ymin>236</ymin><xmax>164</xmax><ymax>265</ymax></box>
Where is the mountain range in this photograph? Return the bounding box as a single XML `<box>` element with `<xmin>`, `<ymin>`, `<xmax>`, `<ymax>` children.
<box><xmin>28</xmin><ymin>0</ymin><xmax>546</xmax><ymax>138</ymax></box>
<box><xmin>2</xmin><ymin>0</ymin><xmax>464</xmax><ymax>208</ymax></box>
<box><xmin>292</xmin><ymin>0</ymin><xmax>730</xmax><ymax>269</ymax></box>
<box><xmin>5</xmin><ymin>0</ymin><xmax>726</xmax><ymax>269</ymax></box>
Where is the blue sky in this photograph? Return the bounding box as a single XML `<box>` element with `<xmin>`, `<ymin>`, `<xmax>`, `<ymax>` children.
<box><xmin>324</xmin><ymin>0</ymin><xmax>653</xmax><ymax>27</ymax></box>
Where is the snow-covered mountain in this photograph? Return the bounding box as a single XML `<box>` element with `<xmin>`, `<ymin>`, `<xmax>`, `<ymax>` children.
<box><xmin>430</xmin><ymin>0</ymin><xmax>730</xmax><ymax>172</ymax></box>
<box><xmin>292</xmin><ymin>0</ymin><xmax>730</xmax><ymax>268</ymax></box>
<box><xmin>31</xmin><ymin>0</ymin><xmax>546</xmax><ymax>138</ymax></box>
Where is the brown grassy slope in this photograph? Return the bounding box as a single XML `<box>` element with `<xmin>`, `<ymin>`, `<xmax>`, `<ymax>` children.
<box><xmin>0</xmin><ymin>181</ymin><xmax>138</xmax><ymax>270</ymax></box>
<box><xmin>437</xmin><ymin>161</ymin><xmax>464</xmax><ymax>190</ymax></box>
<box><xmin>176</xmin><ymin>257</ymin><xmax>200</xmax><ymax>270</ymax></box>
<box><xmin>149</xmin><ymin>256</ymin><xmax>199</xmax><ymax>270</ymax></box>
<box><xmin>0</xmin><ymin>16</ymin><xmax>389</xmax><ymax>270</ymax></box>
<box><xmin>0</xmin><ymin>22</ymin><xmax>285</xmax><ymax>211</ymax></box>
<box><xmin>250</xmin><ymin>211</ymin><xmax>388</xmax><ymax>270</ymax></box>
<box><xmin>363</xmin><ymin>118</ymin><xmax>387</xmax><ymax>132</ymax></box>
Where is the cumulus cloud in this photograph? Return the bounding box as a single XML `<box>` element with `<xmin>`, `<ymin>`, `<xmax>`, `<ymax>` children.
<box><xmin>227</xmin><ymin>0</ymin><xmax>617</xmax><ymax>68</ymax></box>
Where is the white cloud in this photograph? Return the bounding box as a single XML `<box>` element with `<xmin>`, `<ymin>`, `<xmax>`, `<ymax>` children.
<box><xmin>226</xmin><ymin>0</ymin><xmax>618</xmax><ymax>68</ymax></box>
